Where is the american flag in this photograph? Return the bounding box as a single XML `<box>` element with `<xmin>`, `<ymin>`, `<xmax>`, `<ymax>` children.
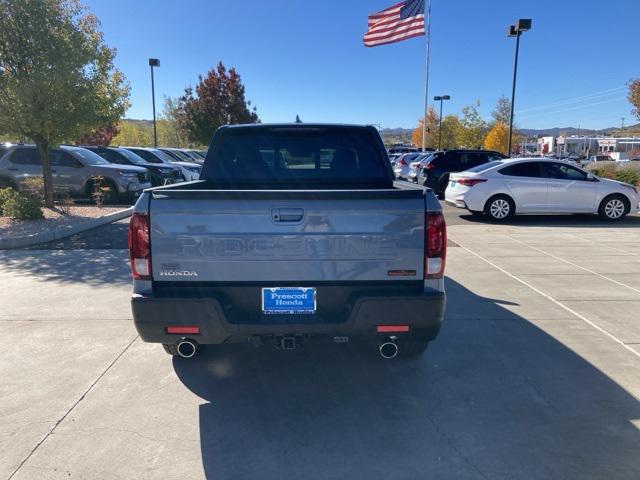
<box><xmin>363</xmin><ymin>0</ymin><xmax>425</xmax><ymax>47</ymax></box>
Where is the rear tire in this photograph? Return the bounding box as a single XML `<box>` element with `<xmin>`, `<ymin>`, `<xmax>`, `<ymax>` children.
<box><xmin>438</xmin><ymin>177</ymin><xmax>449</xmax><ymax>199</ymax></box>
<box><xmin>0</xmin><ymin>177</ymin><xmax>16</xmax><ymax>190</ymax></box>
<box><xmin>101</xmin><ymin>179</ymin><xmax>120</xmax><ymax>204</ymax></box>
<box><xmin>484</xmin><ymin>194</ymin><xmax>515</xmax><ymax>222</ymax></box>
<box><xmin>598</xmin><ymin>194</ymin><xmax>629</xmax><ymax>221</ymax></box>
<box><xmin>86</xmin><ymin>178</ymin><xmax>119</xmax><ymax>205</ymax></box>
<box><xmin>397</xmin><ymin>339</ymin><xmax>429</xmax><ymax>357</ymax></box>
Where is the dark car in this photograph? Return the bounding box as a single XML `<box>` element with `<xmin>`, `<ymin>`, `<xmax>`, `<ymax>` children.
<box><xmin>84</xmin><ymin>146</ymin><xmax>184</xmax><ymax>186</ymax></box>
<box><xmin>388</xmin><ymin>146</ymin><xmax>420</xmax><ymax>155</ymax></box>
<box><xmin>418</xmin><ymin>149</ymin><xmax>508</xmax><ymax>198</ymax></box>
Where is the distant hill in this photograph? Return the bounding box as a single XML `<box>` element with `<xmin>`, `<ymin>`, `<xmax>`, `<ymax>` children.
<box><xmin>379</xmin><ymin>127</ymin><xmax>414</xmax><ymax>145</ymax></box>
<box><xmin>123</xmin><ymin>118</ymin><xmax>154</xmax><ymax>128</ymax></box>
<box><xmin>379</xmin><ymin>124</ymin><xmax>640</xmax><ymax>142</ymax></box>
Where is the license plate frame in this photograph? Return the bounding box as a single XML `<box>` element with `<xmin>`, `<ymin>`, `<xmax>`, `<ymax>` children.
<box><xmin>262</xmin><ymin>287</ymin><xmax>317</xmax><ymax>315</ymax></box>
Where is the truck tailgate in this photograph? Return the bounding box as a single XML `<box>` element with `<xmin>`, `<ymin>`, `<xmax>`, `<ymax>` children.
<box><xmin>149</xmin><ymin>189</ymin><xmax>425</xmax><ymax>282</ymax></box>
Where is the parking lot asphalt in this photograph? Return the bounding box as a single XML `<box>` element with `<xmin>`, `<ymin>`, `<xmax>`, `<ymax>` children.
<box><xmin>2</xmin><ymin>190</ymin><xmax>640</xmax><ymax>479</ymax></box>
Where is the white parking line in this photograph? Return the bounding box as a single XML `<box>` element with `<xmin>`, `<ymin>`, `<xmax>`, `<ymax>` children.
<box><xmin>562</xmin><ymin>231</ymin><xmax>640</xmax><ymax>257</ymax></box>
<box><xmin>507</xmin><ymin>236</ymin><xmax>640</xmax><ymax>296</ymax></box>
<box><xmin>458</xmin><ymin>244</ymin><xmax>640</xmax><ymax>360</ymax></box>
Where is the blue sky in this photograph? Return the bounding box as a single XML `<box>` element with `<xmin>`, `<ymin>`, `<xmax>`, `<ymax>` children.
<box><xmin>85</xmin><ymin>0</ymin><xmax>638</xmax><ymax>130</ymax></box>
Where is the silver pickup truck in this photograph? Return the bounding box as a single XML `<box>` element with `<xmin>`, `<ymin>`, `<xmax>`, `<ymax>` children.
<box><xmin>129</xmin><ymin>124</ymin><xmax>446</xmax><ymax>359</ymax></box>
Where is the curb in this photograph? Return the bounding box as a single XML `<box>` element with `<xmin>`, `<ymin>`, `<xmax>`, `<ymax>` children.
<box><xmin>0</xmin><ymin>207</ymin><xmax>133</xmax><ymax>249</ymax></box>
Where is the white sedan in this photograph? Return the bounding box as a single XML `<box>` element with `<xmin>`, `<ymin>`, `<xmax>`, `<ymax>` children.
<box><xmin>445</xmin><ymin>158</ymin><xmax>639</xmax><ymax>221</ymax></box>
<box><xmin>393</xmin><ymin>152</ymin><xmax>421</xmax><ymax>180</ymax></box>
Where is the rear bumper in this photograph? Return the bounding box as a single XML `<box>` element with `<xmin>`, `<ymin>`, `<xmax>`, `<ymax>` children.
<box><xmin>131</xmin><ymin>291</ymin><xmax>446</xmax><ymax>344</ymax></box>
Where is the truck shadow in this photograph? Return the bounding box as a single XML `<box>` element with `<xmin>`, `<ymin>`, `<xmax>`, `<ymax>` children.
<box><xmin>173</xmin><ymin>278</ymin><xmax>640</xmax><ymax>480</ymax></box>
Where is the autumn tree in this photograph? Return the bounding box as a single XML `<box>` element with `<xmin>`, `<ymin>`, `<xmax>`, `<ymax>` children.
<box><xmin>457</xmin><ymin>101</ymin><xmax>487</xmax><ymax>149</ymax></box>
<box><xmin>177</xmin><ymin>62</ymin><xmax>259</xmax><ymax>145</ymax></box>
<box><xmin>77</xmin><ymin>125</ymin><xmax>120</xmax><ymax>146</ymax></box>
<box><xmin>483</xmin><ymin>122</ymin><xmax>512</xmax><ymax>155</ymax></box>
<box><xmin>629</xmin><ymin>79</ymin><xmax>640</xmax><ymax>121</ymax></box>
<box><xmin>0</xmin><ymin>0</ymin><xmax>129</xmax><ymax>207</ymax></box>
<box><xmin>411</xmin><ymin>107</ymin><xmax>439</xmax><ymax>149</ymax></box>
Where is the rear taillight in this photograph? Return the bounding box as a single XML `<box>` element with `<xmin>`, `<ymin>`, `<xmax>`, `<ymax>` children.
<box><xmin>128</xmin><ymin>213</ymin><xmax>151</xmax><ymax>280</ymax></box>
<box><xmin>399</xmin><ymin>158</ymin><xmax>407</xmax><ymax>166</ymax></box>
<box><xmin>456</xmin><ymin>178</ymin><xmax>487</xmax><ymax>187</ymax></box>
<box><xmin>423</xmin><ymin>162</ymin><xmax>434</xmax><ymax>170</ymax></box>
<box><xmin>166</xmin><ymin>326</ymin><xmax>200</xmax><ymax>335</ymax></box>
<box><xmin>424</xmin><ymin>212</ymin><xmax>446</xmax><ymax>279</ymax></box>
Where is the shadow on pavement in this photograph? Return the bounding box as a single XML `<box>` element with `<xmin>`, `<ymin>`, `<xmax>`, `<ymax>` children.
<box><xmin>23</xmin><ymin>220</ymin><xmax>129</xmax><ymax>250</ymax></box>
<box><xmin>456</xmin><ymin>211</ymin><xmax>640</xmax><ymax>229</ymax></box>
<box><xmin>0</xmin><ymin>248</ymin><xmax>131</xmax><ymax>285</ymax></box>
<box><xmin>173</xmin><ymin>279</ymin><xmax>640</xmax><ymax>479</ymax></box>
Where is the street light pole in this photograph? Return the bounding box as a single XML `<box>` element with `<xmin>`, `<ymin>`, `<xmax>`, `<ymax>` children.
<box><xmin>507</xmin><ymin>19</ymin><xmax>532</xmax><ymax>156</ymax></box>
<box><xmin>148</xmin><ymin>58</ymin><xmax>160</xmax><ymax>148</ymax></box>
<box><xmin>433</xmin><ymin>95</ymin><xmax>450</xmax><ymax>150</ymax></box>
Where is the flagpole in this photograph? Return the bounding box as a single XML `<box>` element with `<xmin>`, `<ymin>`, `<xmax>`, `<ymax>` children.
<box><xmin>421</xmin><ymin>0</ymin><xmax>432</xmax><ymax>152</ymax></box>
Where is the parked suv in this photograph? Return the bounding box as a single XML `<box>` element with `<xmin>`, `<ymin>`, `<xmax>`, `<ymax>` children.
<box><xmin>84</xmin><ymin>146</ymin><xmax>184</xmax><ymax>187</ymax></box>
<box><xmin>123</xmin><ymin>147</ymin><xmax>201</xmax><ymax>182</ymax></box>
<box><xmin>418</xmin><ymin>149</ymin><xmax>507</xmax><ymax>197</ymax></box>
<box><xmin>0</xmin><ymin>145</ymin><xmax>151</xmax><ymax>202</ymax></box>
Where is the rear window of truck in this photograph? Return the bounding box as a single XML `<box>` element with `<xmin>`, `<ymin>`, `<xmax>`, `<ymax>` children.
<box><xmin>201</xmin><ymin>126</ymin><xmax>393</xmax><ymax>188</ymax></box>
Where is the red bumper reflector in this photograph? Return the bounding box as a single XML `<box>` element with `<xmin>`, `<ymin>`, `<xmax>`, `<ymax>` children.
<box><xmin>166</xmin><ymin>326</ymin><xmax>200</xmax><ymax>335</ymax></box>
<box><xmin>376</xmin><ymin>325</ymin><xmax>410</xmax><ymax>333</ymax></box>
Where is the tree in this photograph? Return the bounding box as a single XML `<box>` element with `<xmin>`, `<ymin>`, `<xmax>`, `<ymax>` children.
<box><xmin>411</xmin><ymin>107</ymin><xmax>439</xmax><ymax>148</ymax></box>
<box><xmin>177</xmin><ymin>62</ymin><xmax>258</xmax><ymax>145</ymax></box>
<box><xmin>483</xmin><ymin>122</ymin><xmax>511</xmax><ymax>155</ymax></box>
<box><xmin>491</xmin><ymin>96</ymin><xmax>512</xmax><ymax>125</ymax></box>
<box><xmin>112</xmin><ymin>120</ymin><xmax>152</xmax><ymax>146</ymax></box>
<box><xmin>457</xmin><ymin>101</ymin><xmax>487</xmax><ymax>149</ymax></box>
<box><xmin>158</xmin><ymin>96</ymin><xmax>188</xmax><ymax>147</ymax></box>
<box><xmin>0</xmin><ymin>0</ymin><xmax>130</xmax><ymax>207</ymax></box>
<box><xmin>77</xmin><ymin>125</ymin><xmax>120</xmax><ymax>146</ymax></box>
<box><xmin>439</xmin><ymin>115</ymin><xmax>462</xmax><ymax>150</ymax></box>
<box><xmin>628</xmin><ymin>79</ymin><xmax>640</xmax><ymax>121</ymax></box>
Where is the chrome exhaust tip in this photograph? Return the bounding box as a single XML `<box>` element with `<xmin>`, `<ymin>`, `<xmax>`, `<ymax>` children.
<box><xmin>176</xmin><ymin>339</ymin><xmax>198</xmax><ymax>358</ymax></box>
<box><xmin>379</xmin><ymin>341</ymin><xmax>398</xmax><ymax>359</ymax></box>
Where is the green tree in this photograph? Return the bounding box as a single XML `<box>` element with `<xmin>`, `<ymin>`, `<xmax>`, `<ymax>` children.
<box><xmin>491</xmin><ymin>96</ymin><xmax>512</xmax><ymax>125</ymax></box>
<box><xmin>458</xmin><ymin>101</ymin><xmax>487</xmax><ymax>149</ymax></box>
<box><xmin>177</xmin><ymin>62</ymin><xmax>259</xmax><ymax>145</ymax></box>
<box><xmin>628</xmin><ymin>79</ymin><xmax>640</xmax><ymax>121</ymax></box>
<box><xmin>112</xmin><ymin>120</ymin><xmax>152</xmax><ymax>146</ymax></box>
<box><xmin>439</xmin><ymin>115</ymin><xmax>462</xmax><ymax>150</ymax></box>
<box><xmin>0</xmin><ymin>0</ymin><xmax>130</xmax><ymax>206</ymax></box>
<box><xmin>158</xmin><ymin>96</ymin><xmax>188</xmax><ymax>147</ymax></box>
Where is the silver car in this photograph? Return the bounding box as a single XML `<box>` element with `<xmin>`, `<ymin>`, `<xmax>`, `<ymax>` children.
<box><xmin>393</xmin><ymin>152</ymin><xmax>421</xmax><ymax>180</ymax></box>
<box><xmin>0</xmin><ymin>145</ymin><xmax>151</xmax><ymax>202</ymax></box>
<box><xmin>123</xmin><ymin>147</ymin><xmax>201</xmax><ymax>182</ymax></box>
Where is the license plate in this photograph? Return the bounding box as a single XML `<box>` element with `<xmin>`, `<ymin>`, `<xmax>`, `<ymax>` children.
<box><xmin>262</xmin><ymin>287</ymin><xmax>316</xmax><ymax>315</ymax></box>
<box><xmin>449</xmin><ymin>180</ymin><xmax>456</xmax><ymax>188</ymax></box>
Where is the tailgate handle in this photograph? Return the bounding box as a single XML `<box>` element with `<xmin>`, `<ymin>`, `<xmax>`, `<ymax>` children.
<box><xmin>272</xmin><ymin>208</ymin><xmax>304</xmax><ymax>223</ymax></box>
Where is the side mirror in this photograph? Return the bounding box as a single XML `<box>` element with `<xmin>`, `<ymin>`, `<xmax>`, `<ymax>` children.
<box><xmin>586</xmin><ymin>173</ymin><xmax>598</xmax><ymax>182</ymax></box>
